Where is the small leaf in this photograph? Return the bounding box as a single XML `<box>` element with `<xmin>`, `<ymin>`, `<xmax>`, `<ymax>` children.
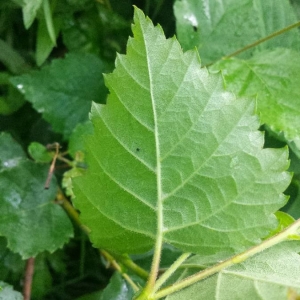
<box><xmin>174</xmin><ymin>0</ymin><xmax>300</xmax><ymax>65</ymax></box>
<box><xmin>36</xmin><ymin>15</ymin><xmax>62</xmax><ymax>66</ymax></box>
<box><xmin>0</xmin><ymin>237</ymin><xmax>25</xmax><ymax>282</ymax></box>
<box><xmin>28</xmin><ymin>142</ymin><xmax>52</xmax><ymax>162</ymax></box>
<box><xmin>0</xmin><ymin>88</ymin><xmax>25</xmax><ymax>115</ymax></box>
<box><xmin>42</xmin><ymin>0</ymin><xmax>56</xmax><ymax>45</ymax></box>
<box><xmin>22</xmin><ymin>0</ymin><xmax>43</xmax><ymax>29</ymax></box>
<box><xmin>100</xmin><ymin>272</ymin><xmax>134</xmax><ymax>300</ymax></box>
<box><xmin>0</xmin><ymin>281</ymin><xmax>23</xmax><ymax>300</ymax></box>
<box><xmin>10</xmin><ymin>53</ymin><xmax>109</xmax><ymax>138</ymax></box>
<box><xmin>166</xmin><ymin>241</ymin><xmax>300</xmax><ymax>300</ymax></box>
<box><xmin>211</xmin><ymin>48</ymin><xmax>300</xmax><ymax>149</ymax></box>
<box><xmin>275</xmin><ymin>211</ymin><xmax>295</xmax><ymax>231</ymax></box>
<box><xmin>63</xmin><ymin>166</ymin><xmax>85</xmax><ymax>198</ymax></box>
<box><xmin>31</xmin><ymin>253</ymin><xmax>53</xmax><ymax>299</ymax></box>
<box><xmin>73</xmin><ymin>8</ymin><xmax>291</xmax><ymax>256</ymax></box>
<box><xmin>68</xmin><ymin>121</ymin><xmax>93</xmax><ymax>159</ymax></box>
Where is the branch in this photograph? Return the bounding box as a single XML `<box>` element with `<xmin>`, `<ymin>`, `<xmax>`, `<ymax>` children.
<box><xmin>23</xmin><ymin>257</ymin><xmax>35</xmax><ymax>300</ymax></box>
<box><xmin>100</xmin><ymin>249</ymin><xmax>139</xmax><ymax>292</ymax></box>
<box><xmin>153</xmin><ymin>218</ymin><xmax>300</xmax><ymax>299</ymax></box>
<box><xmin>44</xmin><ymin>142</ymin><xmax>60</xmax><ymax>189</ymax></box>
<box><xmin>205</xmin><ymin>20</ymin><xmax>300</xmax><ymax>67</ymax></box>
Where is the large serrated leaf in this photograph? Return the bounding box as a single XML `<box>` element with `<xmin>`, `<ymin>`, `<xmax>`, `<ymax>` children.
<box><xmin>174</xmin><ymin>0</ymin><xmax>300</xmax><ymax>65</ymax></box>
<box><xmin>166</xmin><ymin>241</ymin><xmax>300</xmax><ymax>300</ymax></box>
<box><xmin>10</xmin><ymin>53</ymin><xmax>109</xmax><ymax>138</ymax></box>
<box><xmin>211</xmin><ymin>48</ymin><xmax>300</xmax><ymax>149</ymax></box>
<box><xmin>73</xmin><ymin>8</ymin><xmax>291</xmax><ymax>256</ymax></box>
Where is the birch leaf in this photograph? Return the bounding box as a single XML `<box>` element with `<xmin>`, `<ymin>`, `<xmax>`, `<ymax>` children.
<box><xmin>73</xmin><ymin>8</ymin><xmax>291</xmax><ymax>256</ymax></box>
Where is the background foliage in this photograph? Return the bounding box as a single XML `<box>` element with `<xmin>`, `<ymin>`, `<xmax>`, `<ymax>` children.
<box><xmin>1</xmin><ymin>0</ymin><xmax>300</xmax><ymax>299</ymax></box>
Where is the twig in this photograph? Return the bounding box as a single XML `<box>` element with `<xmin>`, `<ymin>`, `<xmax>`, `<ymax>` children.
<box><xmin>205</xmin><ymin>20</ymin><xmax>300</xmax><ymax>67</ymax></box>
<box><xmin>152</xmin><ymin>218</ymin><xmax>300</xmax><ymax>299</ymax></box>
<box><xmin>23</xmin><ymin>257</ymin><xmax>35</xmax><ymax>300</ymax></box>
<box><xmin>100</xmin><ymin>249</ymin><xmax>139</xmax><ymax>292</ymax></box>
<box><xmin>44</xmin><ymin>143</ymin><xmax>60</xmax><ymax>189</ymax></box>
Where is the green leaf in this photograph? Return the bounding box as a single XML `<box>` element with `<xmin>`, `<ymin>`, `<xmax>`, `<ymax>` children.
<box><xmin>42</xmin><ymin>0</ymin><xmax>56</xmax><ymax>45</ymax></box>
<box><xmin>0</xmin><ymin>86</ymin><xmax>25</xmax><ymax>115</ymax></box>
<box><xmin>63</xmin><ymin>166</ymin><xmax>85</xmax><ymax>198</ymax></box>
<box><xmin>0</xmin><ymin>237</ymin><xmax>25</xmax><ymax>283</ymax></box>
<box><xmin>0</xmin><ymin>132</ymin><xmax>26</xmax><ymax>171</ymax></box>
<box><xmin>31</xmin><ymin>253</ymin><xmax>53</xmax><ymax>299</ymax></box>
<box><xmin>22</xmin><ymin>0</ymin><xmax>43</xmax><ymax>29</ymax></box>
<box><xmin>10</xmin><ymin>53</ymin><xmax>108</xmax><ymax>138</ymax></box>
<box><xmin>266</xmin><ymin>211</ymin><xmax>295</xmax><ymax>237</ymax></box>
<box><xmin>0</xmin><ymin>281</ymin><xmax>23</xmax><ymax>300</ymax></box>
<box><xmin>174</xmin><ymin>0</ymin><xmax>300</xmax><ymax>65</ymax></box>
<box><xmin>0</xmin><ymin>160</ymin><xmax>73</xmax><ymax>258</ymax></box>
<box><xmin>68</xmin><ymin>121</ymin><xmax>93</xmax><ymax>159</ymax></box>
<box><xmin>211</xmin><ymin>48</ymin><xmax>300</xmax><ymax>149</ymax></box>
<box><xmin>28</xmin><ymin>142</ymin><xmax>52</xmax><ymax>162</ymax></box>
<box><xmin>76</xmin><ymin>290</ymin><xmax>103</xmax><ymax>300</ymax></box>
<box><xmin>166</xmin><ymin>241</ymin><xmax>300</xmax><ymax>300</ymax></box>
<box><xmin>0</xmin><ymin>39</ymin><xmax>30</xmax><ymax>74</ymax></box>
<box><xmin>61</xmin><ymin>6</ymin><xmax>130</xmax><ymax>61</ymax></box>
<box><xmin>100</xmin><ymin>272</ymin><xmax>134</xmax><ymax>300</ymax></box>
<box><xmin>0</xmin><ymin>134</ymin><xmax>73</xmax><ymax>258</ymax></box>
<box><xmin>73</xmin><ymin>8</ymin><xmax>291</xmax><ymax>256</ymax></box>
<box><xmin>36</xmin><ymin>15</ymin><xmax>62</xmax><ymax>66</ymax></box>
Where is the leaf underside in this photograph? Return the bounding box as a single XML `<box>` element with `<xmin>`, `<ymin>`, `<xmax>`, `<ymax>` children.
<box><xmin>166</xmin><ymin>241</ymin><xmax>300</xmax><ymax>300</ymax></box>
<box><xmin>73</xmin><ymin>8</ymin><xmax>291</xmax><ymax>256</ymax></box>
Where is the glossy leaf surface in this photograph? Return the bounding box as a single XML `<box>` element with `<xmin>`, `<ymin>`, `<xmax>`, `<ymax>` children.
<box><xmin>100</xmin><ymin>272</ymin><xmax>134</xmax><ymax>300</ymax></box>
<box><xmin>0</xmin><ymin>132</ymin><xmax>26</xmax><ymax>171</ymax></box>
<box><xmin>0</xmin><ymin>134</ymin><xmax>73</xmax><ymax>258</ymax></box>
<box><xmin>10</xmin><ymin>53</ymin><xmax>108</xmax><ymax>138</ymax></box>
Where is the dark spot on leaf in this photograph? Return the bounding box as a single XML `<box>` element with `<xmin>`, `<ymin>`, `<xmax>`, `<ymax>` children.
<box><xmin>136</xmin><ymin>148</ymin><xmax>140</xmax><ymax>152</ymax></box>
<box><xmin>192</xmin><ymin>26</ymin><xmax>198</xmax><ymax>32</ymax></box>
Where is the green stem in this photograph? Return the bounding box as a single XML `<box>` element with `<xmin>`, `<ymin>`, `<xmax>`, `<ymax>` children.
<box><xmin>137</xmin><ymin>233</ymin><xmax>163</xmax><ymax>299</ymax></box>
<box><xmin>57</xmin><ymin>191</ymin><xmax>91</xmax><ymax>234</ymax></box>
<box><xmin>56</xmin><ymin>154</ymin><xmax>76</xmax><ymax>167</ymax></box>
<box><xmin>152</xmin><ymin>218</ymin><xmax>300</xmax><ymax>299</ymax></box>
<box><xmin>152</xmin><ymin>253</ymin><xmax>191</xmax><ymax>294</ymax></box>
<box><xmin>206</xmin><ymin>20</ymin><xmax>300</xmax><ymax>67</ymax></box>
<box><xmin>58</xmin><ymin>191</ymin><xmax>149</xmax><ymax>280</ymax></box>
<box><xmin>101</xmin><ymin>250</ymin><xmax>139</xmax><ymax>292</ymax></box>
<box><xmin>113</xmin><ymin>254</ymin><xmax>149</xmax><ymax>280</ymax></box>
